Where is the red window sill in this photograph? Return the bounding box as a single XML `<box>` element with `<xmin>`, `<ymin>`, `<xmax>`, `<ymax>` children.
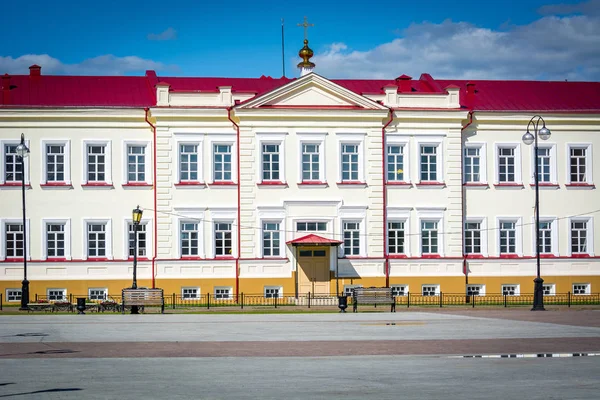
<box><xmin>86</xmin><ymin>257</ymin><xmax>110</xmax><ymax>261</ymax></box>
<box><xmin>386</xmin><ymin>182</ymin><xmax>412</xmax><ymax>186</ymax></box>
<box><xmin>529</xmin><ymin>183</ymin><xmax>559</xmax><ymax>187</ymax></box>
<box><xmin>499</xmin><ymin>254</ymin><xmax>520</xmax><ymax>259</ymax></box>
<box><xmin>4</xmin><ymin>257</ymin><xmax>26</xmax><ymax>262</ymax></box>
<box><xmin>46</xmin><ymin>257</ymin><xmax>68</xmax><ymax>262</ymax></box>
<box><xmin>388</xmin><ymin>254</ymin><xmax>408</xmax><ymax>259</ymax></box>
<box><xmin>566</xmin><ymin>183</ymin><xmax>595</xmax><ymax>188</ymax></box>
<box><xmin>494</xmin><ymin>183</ymin><xmax>524</xmax><ymax>188</ymax></box>
<box><xmin>82</xmin><ymin>183</ymin><xmax>113</xmax><ymax>187</ymax></box>
<box><xmin>123</xmin><ymin>183</ymin><xmax>152</xmax><ymax>187</ymax></box>
<box><xmin>421</xmin><ymin>254</ymin><xmax>441</xmax><ymax>258</ymax></box>
<box><xmin>571</xmin><ymin>253</ymin><xmax>591</xmax><ymax>258</ymax></box>
<box><xmin>215</xmin><ymin>256</ymin><xmax>235</xmax><ymax>260</ymax></box>
<box><xmin>540</xmin><ymin>254</ymin><xmax>557</xmax><ymax>258</ymax></box>
<box><xmin>208</xmin><ymin>182</ymin><xmax>237</xmax><ymax>186</ymax></box>
<box><xmin>257</xmin><ymin>181</ymin><xmax>288</xmax><ymax>187</ymax></box>
<box><xmin>175</xmin><ymin>182</ymin><xmax>206</xmax><ymax>187</ymax></box>
<box><xmin>299</xmin><ymin>181</ymin><xmax>328</xmax><ymax>186</ymax></box>
<box><xmin>40</xmin><ymin>182</ymin><xmax>72</xmax><ymax>187</ymax></box>
<box><xmin>465</xmin><ymin>254</ymin><xmax>485</xmax><ymax>259</ymax></box>
<box><xmin>180</xmin><ymin>256</ymin><xmax>202</xmax><ymax>260</ymax></box>
<box><xmin>416</xmin><ymin>182</ymin><xmax>446</xmax><ymax>187</ymax></box>
<box><xmin>127</xmin><ymin>257</ymin><xmax>150</xmax><ymax>261</ymax></box>
<box><xmin>337</xmin><ymin>181</ymin><xmax>367</xmax><ymax>186</ymax></box>
<box><xmin>463</xmin><ymin>183</ymin><xmax>489</xmax><ymax>187</ymax></box>
<box><xmin>0</xmin><ymin>183</ymin><xmax>31</xmax><ymax>188</ymax></box>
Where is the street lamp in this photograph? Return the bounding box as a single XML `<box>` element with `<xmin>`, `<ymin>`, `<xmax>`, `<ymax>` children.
<box><xmin>522</xmin><ymin>116</ymin><xmax>551</xmax><ymax>311</ymax></box>
<box><xmin>130</xmin><ymin>205</ymin><xmax>143</xmax><ymax>314</ymax></box>
<box><xmin>16</xmin><ymin>134</ymin><xmax>30</xmax><ymax>311</ymax></box>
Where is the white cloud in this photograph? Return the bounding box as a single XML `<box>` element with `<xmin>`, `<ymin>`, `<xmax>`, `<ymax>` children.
<box><xmin>147</xmin><ymin>27</ymin><xmax>177</xmax><ymax>41</ymax></box>
<box><xmin>313</xmin><ymin>9</ymin><xmax>600</xmax><ymax>81</ymax></box>
<box><xmin>0</xmin><ymin>54</ymin><xmax>178</xmax><ymax>76</ymax></box>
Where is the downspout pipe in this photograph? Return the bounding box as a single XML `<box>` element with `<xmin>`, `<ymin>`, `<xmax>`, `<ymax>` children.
<box><xmin>382</xmin><ymin>107</ymin><xmax>394</xmax><ymax>287</ymax></box>
<box><xmin>144</xmin><ymin>108</ymin><xmax>158</xmax><ymax>289</ymax></box>
<box><xmin>227</xmin><ymin>107</ymin><xmax>241</xmax><ymax>301</ymax></box>
<box><xmin>461</xmin><ymin>110</ymin><xmax>475</xmax><ymax>287</ymax></box>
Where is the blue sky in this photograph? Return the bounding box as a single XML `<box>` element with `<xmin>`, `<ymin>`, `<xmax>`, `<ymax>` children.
<box><xmin>1</xmin><ymin>0</ymin><xmax>599</xmax><ymax>80</ymax></box>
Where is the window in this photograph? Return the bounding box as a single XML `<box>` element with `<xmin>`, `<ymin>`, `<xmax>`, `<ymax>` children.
<box><xmin>298</xmin><ymin>134</ymin><xmax>326</xmax><ymax>183</ymax></box>
<box><xmin>499</xmin><ymin>221</ymin><xmax>517</xmax><ymax>255</ymax></box>
<box><xmin>538</xmin><ymin>221</ymin><xmax>553</xmax><ymax>254</ymax></box>
<box><xmin>296</xmin><ymin>222</ymin><xmax>327</xmax><ymax>232</ymax></box>
<box><xmin>341</xmin><ymin>144</ymin><xmax>359</xmax><ymax>181</ymax></box>
<box><xmin>47</xmin><ymin>289</ymin><xmax>66</xmax><ymax>301</ymax></box>
<box><xmin>466</xmin><ymin>284</ymin><xmax>485</xmax><ymax>296</ymax></box>
<box><xmin>543</xmin><ymin>284</ymin><xmax>556</xmax><ymax>296</ymax></box>
<box><xmin>2</xmin><ymin>142</ymin><xmax>23</xmax><ymax>184</ymax></box>
<box><xmin>498</xmin><ymin>147</ymin><xmax>516</xmax><ymax>183</ymax></box>
<box><xmin>181</xmin><ymin>222</ymin><xmax>199</xmax><ymax>257</ymax></box>
<box><xmin>214</xmin><ymin>222</ymin><xmax>232</xmax><ymax>256</ymax></box>
<box><xmin>536</xmin><ymin>147</ymin><xmax>551</xmax><ymax>183</ymax></box>
<box><xmin>127</xmin><ymin>145</ymin><xmax>145</xmax><ymax>183</ymax></box>
<box><xmin>214</xmin><ymin>287</ymin><xmax>232</xmax><ymax>299</ymax></box>
<box><xmin>265</xmin><ymin>286</ymin><xmax>282</xmax><ymax>298</ymax></box>
<box><xmin>464</xmin><ymin>222</ymin><xmax>481</xmax><ymax>255</ymax></box>
<box><xmin>302</xmin><ymin>143</ymin><xmax>320</xmax><ymax>181</ymax></box>
<box><xmin>46</xmin><ymin>223</ymin><xmax>65</xmax><ymax>258</ymax></box>
<box><xmin>213</xmin><ymin>144</ymin><xmax>232</xmax><ymax>182</ymax></box>
<box><xmin>262</xmin><ymin>144</ymin><xmax>280</xmax><ymax>181</ymax></box>
<box><xmin>179</xmin><ymin>144</ymin><xmax>199</xmax><ymax>182</ymax></box>
<box><xmin>570</xmin><ymin>219</ymin><xmax>593</xmax><ymax>256</ymax></box>
<box><xmin>344</xmin><ymin>285</ymin><xmax>363</xmax><ymax>297</ymax></box>
<box><xmin>420</xmin><ymin>145</ymin><xmax>438</xmax><ymax>182</ymax></box>
<box><xmin>464</xmin><ymin>147</ymin><xmax>481</xmax><ymax>183</ymax></box>
<box><xmin>421</xmin><ymin>221</ymin><xmax>439</xmax><ymax>255</ymax></box>
<box><xmin>502</xmin><ymin>285</ymin><xmax>520</xmax><ymax>296</ymax></box>
<box><xmin>87</xmin><ymin>223</ymin><xmax>107</xmax><ymax>258</ymax></box>
<box><xmin>128</xmin><ymin>223</ymin><xmax>147</xmax><ymax>257</ymax></box>
<box><xmin>45</xmin><ymin>144</ymin><xmax>65</xmax><ymax>183</ymax></box>
<box><xmin>83</xmin><ymin>141</ymin><xmax>112</xmax><ymax>185</ymax></box>
<box><xmin>262</xmin><ymin>222</ymin><xmax>281</xmax><ymax>257</ymax></box>
<box><xmin>88</xmin><ymin>288</ymin><xmax>107</xmax><ymax>300</ymax></box>
<box><xmin>568</xmin><ymin>145</ymin><xmax>592</xmax><ymax>184</ymax></box>
<box><xmin>343</xmin><ymin>221</ymin><xmax>360</xmax><ymax>256</ymax></box>
<box><xmin>573</xmin><ymin>283</ymin><xmax>590</xmax><ymax>295</ymax></box>
<box><xmin>422</xmin><ymin>285</ymin><xmax>439</xmax><ymax>296</ymax></box>
<box><xmin>387</xmin><ymin>145</ymin><xmax>405</xmax><ymax>182</ymax></box>
<box><xmin>388</xmin><ymin>222</ymin><xmax>405</xmax><ymax>255</ymax></box>
<box><xmin>182</xmin><ymin>287</ymin><xmax>200</xmax><ymax>299</ymax></box>
<box><xmin>5</xmin><ymin>223</ymin><xmax>24</xmax><ymax>258</ymax></box>
<box><xmin>391</xmin><ymin>285</ymin><xmax>408</xmax><ymax>297</ymax></box>
<box><xmin>6</xmin><ymin>289</ymin><xmax>21</xmax><ymax>302</ymax></box>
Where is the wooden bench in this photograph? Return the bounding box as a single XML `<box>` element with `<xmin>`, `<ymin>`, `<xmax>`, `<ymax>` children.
<box><xmin>122</xmin><ymin>288</ymin><xmax>164</xmax><ymax>314</ymax></box>
<box><xmin>352</xmin><ymin>287</ymin><xmax>396</xmax><ymax>312</ymax></box>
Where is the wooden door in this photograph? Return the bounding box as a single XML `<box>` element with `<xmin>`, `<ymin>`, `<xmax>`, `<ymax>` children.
<box><xmin>297</xmin><ymin>247</ymin><xmax>330</xmax><ymax>296</ymax></box>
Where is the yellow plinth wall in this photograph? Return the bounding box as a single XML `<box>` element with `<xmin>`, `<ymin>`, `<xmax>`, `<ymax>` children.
<box><xmin>2</xmin><ymin>275</ymin><xmax>600</xmax><ymax>305</ymax></box>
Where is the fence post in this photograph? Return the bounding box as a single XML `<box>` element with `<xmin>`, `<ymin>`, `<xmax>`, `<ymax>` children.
<box><xmin>504</xmin><ymin>294</ymin><xmax>507</xmax><ymax>308</ymax></box>
<box><xmin>274</xmin><ymin>295</ymin><xmax>278</xmax><ymax>309</ymax></box>
<box><xmin>440</xmin><ymin>292</ymin><xmax>443</xmax><ymax>308</ymax></box>
<box><xmin>568</xmin><ymin>291</ymin><xmax>571</xmax><ymax>308</ymax></box>
<box><xmin>35</xmin><ymin>293</ymin><xmax>38</xmax><ymax>302</ymax></box>
<box><xmin>172</xmin><ymin>293</ymin><xmax>176</xmax><ymax>309</ymax></box>
<box><xmin>207</xmin><ymin>293</ymin><xmax>210</xmax><ymax>310</ymax></box>
<box><xmin>472</xmin><ymin>294</ymin><xmax>475</xmax><ymax>308</ymax></box>
<box><xmin>0</xmin><ymin>293</ymin><xmax>2</xmax><ymax>310</ymax></box>
<box><xmin>308</xmin><ymin>292</ymin><xmax>311</xmax><ymax>309</ymax></box>
<box><xmin>241</xmin><ymin>292</ymin><xmax>244</xmax><ymax>310</ymax></box>
<box><xmin>70</xmin><ymin>293</ymin><xmax>73</xmax><ymax>303</ymax></box>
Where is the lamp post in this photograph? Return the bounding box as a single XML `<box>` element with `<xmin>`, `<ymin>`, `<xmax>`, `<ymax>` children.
<box><xmin>522</xmin><ymin>116</ymin><xmax>551</xmax><ymax>311</ymax></box>
<box><xmin>130</xmin><ymin>205</ymin><xmax>143</xmax><ymax>314</ymax></box>
<box><xmin>16</xmin><ymin>134</ymin><xmax>30</xmax><ymax>311</ymax></box>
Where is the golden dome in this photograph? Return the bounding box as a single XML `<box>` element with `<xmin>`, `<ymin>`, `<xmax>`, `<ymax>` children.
<box><xmin>297</xmin><ymin>39</ymin><xmax>315</xmax><ymax>68</ymax></box>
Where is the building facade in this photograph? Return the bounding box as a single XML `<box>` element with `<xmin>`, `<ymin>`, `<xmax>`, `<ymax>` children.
<box><xmin>1</xmin><ymin>51</ymin><xmax>600</xmax><ymax>304</ymax></box>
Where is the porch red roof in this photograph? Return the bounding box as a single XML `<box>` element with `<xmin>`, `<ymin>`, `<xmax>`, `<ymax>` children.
<box><xmin>286</xmin><ymin>234</ymin><xmax>343</xmax><ymax>246</ymax></box>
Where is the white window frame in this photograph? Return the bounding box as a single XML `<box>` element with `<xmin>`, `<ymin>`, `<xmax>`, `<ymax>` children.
<box><xmin>0</xmin><ymin>218</ymin><xmax>30</xmax><ymax>260</ymax></box>
<box><xmin>214</xmin><ymin>286</ymin><xmax>232</xmax><ymax>299</ymax></box>
<box><xmin>182</xmin><ymin>287</ymin><xmax>200</xmax><ymax>299</ymax></box>
<box><xmin>337</xmin><ymin>133</ymin><xmax>365</xmax><ymax>183</ymax></box>
<box><xmin>415</xmin><ymin>137</ymin><xmax>444</xmax><ymax>184</ymax></box>
<box><xmin>464</xmin><ymin>217</ymin><xmax>488</xmax><ymax>256</ymax></box>
<box><xmin>123</xmin><ymin>218</ymin><xmax>152</xmax><ymax>259</ymax></box>
<box><xmin>566</xmin><ymin>143</ymin><xmax>593</xmax><ymax>185</ymax></box>
<box><xmin>6</xmin><ymin>288</ymin><xmax>22</xmax><ymax>302</ymax></box>
<box><xmin>257</xmin><ymin>207</ymin><xmax>286</xmax><ymax>258</ymax></box>
<box><xmin>416</xmin><ymin>208</ymin><xmax>445</xmax><ymax>257</ymax></box>
<box><xmin>496</xmin><ymin>217</ymin><xmax>522</xmax><ymax>257</ymax></box>
<box><xmin>388</xmin><ymin>208</ymin><xmax>411</xmax><ymax>257</ymax></box>
<box><xmin>42</xmin><ymin>218</ymin><xmax>71</xmax><ymax>260</ymax></box>
<box><xmin>502</xmin><ymin>284</ymin><xmax>520</xmax><ymax>296</ymax></box>
<box><xmin>207</xmin><ymin>134</ymin><xmax>237</xmax><ymax>184</ymax></box>
<box><xmin>463</xmin><ymin>142</ymin><xmax>487</xmax><ymax>184</ymax></box>
<box><xmin>388</xmin><ymin>221</ymin><xmax>406</xmax><ymax>256</ymax></box>
<box><xmin>256</xmin><ymin>133</ymin><xmax>287</xmax><ymax>184</ymax></box>
<box><xmin>494</xmin><ymin>143</ymin><xmax>522</xmax><ymax>185</ymax></box>
<box><xmin>543</xmin><ymin>284</ymin><xmax>556</xmax><ymax>296</ymax></box>
<box><xmin>47</xmin><ymin>288</ymin><xmax>67</xmax><ymax>301</ymax></box>
<box><xmin>208</xmin><ymin>208</ymin><xmax>237</xmax><ymax>258</ymax></box>
<box><xmin>41</xmin><ymin>139</ymin><xmax>71</xmax><ymax>185</ymax></box>
<box><xmin>264</xmin><ymin>286</ymin><xmax>283</xmax><ymax>298</ymax></box>
<box><xmin>344</xmin><ymin>284</ymin><xmax>363</xmax><ymax>297</ymax></box>
<box><xmin>262</xmin><ymin>221</ymin><xmax>282</xmax><ymax>258</ymax></box>
<box><xmin>175</xmin><ymin>135</ymin><xmax>204</xmax><ymax>185</ymax></box>
<box><xmin>88</xmin><ymin>288</ymin><xmax>108</xmax><ymax>301</ymax></box>
<box><xmin>0</xmin><ymin>138</ymin><xmax>31</xmax><ymax>185</ymax></box>
<box><xmin>466</xmin><ymin>284</ymin><xmax>486</xmax><ymax>296</ymax></box>
<box><xmin>122</xmin><ymin>140</ymin><xmax>152</xmax><ymax>185</ymax></box>
<box><xmin>530</xmin><ymin>144</ymin><xmax>557</xmax><ymax>185</ymax></box>
<box><xmin>338</xmin><ymin>207</ymin><xmax>367</xmax><ymax>257</ymax></box>
<box><xmin>213</xmin><ymin>221</ymin><xmax>233</xmax><ymax>257</ymax></box>
<box><xmin>175</xmin><ymin>208</ymin><xmax>205</xmax><ymax>258</ymax></box>
<box><xmin>82</xmin><ymin>140</ymin><xmax>112</xmax><ymax>185</ymax></box>
<box><xmin>385</xmin><ymin>137</ymin><xmax>410</xmax><ymax>184</ymax></box>
<box><xmin>422</xmin><ymin>284</ymin><xmax>440</xmax><ymax>296</ymax></box>
<box><xmin>391</xmin><ymin>284</ymin><xmax>409</xmax><ymax>297</ymax></box>
<box><xmin>297</xmin><ymin>133</ymin><xmax>327</xmax><ymax>183</ymax></box>
<box><xmin>572</xmin><ymin>283</ymin><xmax>591</xmax><ymax>295</ymax></box>
<box><xmin>569</xmin><ymin>217</ymin><xmax>594</xmax><ymax>256</ymax></box>
<box><xmin>531</xmin><ymin>217</ymin><xmax>558</xmax><ymax>257</ymax></box>
<box><xmin>83</xmin><ymin>219</ymin><xmax>113</xmax><ymax>260</ymax></box>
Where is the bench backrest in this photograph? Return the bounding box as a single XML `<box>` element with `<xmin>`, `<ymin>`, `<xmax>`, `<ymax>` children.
<box><xmin>122</xmin><ymin>289</ymin><xmax>164</xmax><ymax>304</ymax></box>
<box><xmin>353</xmin><ymin>287</ymin><xmax>394</xmax><ymax>301</ymax></box>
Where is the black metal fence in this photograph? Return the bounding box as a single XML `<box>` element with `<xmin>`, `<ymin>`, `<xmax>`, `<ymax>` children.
<box><xmin>6</xmin><ymin>291</ymin><xmax>597</xmax><ymax>311</ymax></box>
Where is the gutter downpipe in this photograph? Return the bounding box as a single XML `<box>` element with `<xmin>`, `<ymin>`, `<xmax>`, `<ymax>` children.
<box><xmin>382</xmin><ymin>107</ymin><xmax>394</xmax><ymax>287</ymax></box>
<box><xmin>227</xmin><ymin>107</ymin><xmax>241</xmax><ymax>302</ymax></box>
<box><xmin>144</xmin><ymin>107</ymin><xmax>158</xmax><ymax>289</ymax></box>
<box><xmin>461</xmin><ymin>110</ymin><xmax>475</xmax><ymax>293</ymax></box>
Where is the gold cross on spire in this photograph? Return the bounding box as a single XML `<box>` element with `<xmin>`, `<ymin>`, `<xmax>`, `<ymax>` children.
<box><xmin>297</xmin><ymin>16</ymin><xmax>314</xmax><ymax>41</ymax></box>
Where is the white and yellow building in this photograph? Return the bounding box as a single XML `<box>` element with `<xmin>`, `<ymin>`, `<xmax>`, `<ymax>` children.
<box><xmin>1</xmin><ymin>46</ymin><xmax>599</xmax><ymax>304</ymax></box>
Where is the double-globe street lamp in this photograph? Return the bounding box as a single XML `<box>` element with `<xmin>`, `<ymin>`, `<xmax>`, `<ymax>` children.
<box><xmin>130</xmin><ymin>206</ymin><xmax>143</xmax><ymax>314</ymax></box>
<box><xmin>522</xmin><ymin>116</ymin><xmax>551</xmax><ymax>311</ymax></box>
<box><xmin>16</xmin><ymin>134</ymin><xmax>30</xmax><ymax>311</ymax></box>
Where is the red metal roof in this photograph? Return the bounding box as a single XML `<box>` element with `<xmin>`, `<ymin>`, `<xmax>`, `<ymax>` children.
<box><xmin>286</xmin><ymin>234</ymin><xmax>343</xmax><ymax>245</ymax></box>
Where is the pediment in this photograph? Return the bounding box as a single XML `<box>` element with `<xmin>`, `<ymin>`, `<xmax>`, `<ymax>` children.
<box><xmin>237</xmin><ymin>73</ymin><xmax>387</xmax><ymax>110</ymax></box>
